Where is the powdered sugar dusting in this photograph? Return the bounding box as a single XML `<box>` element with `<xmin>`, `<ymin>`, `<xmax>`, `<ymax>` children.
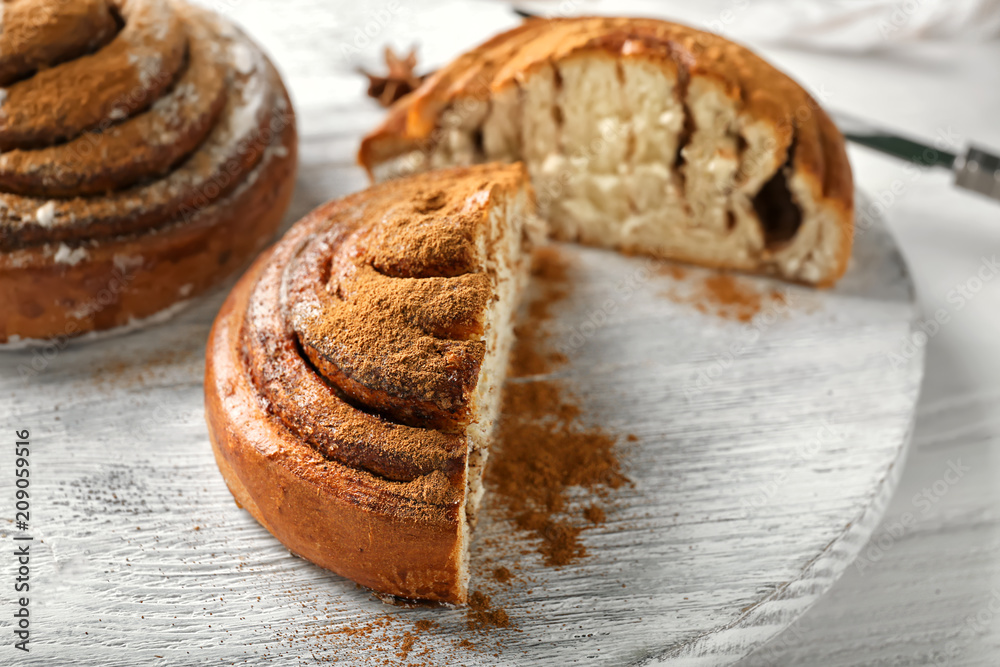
<box><xmin>138</xmin><ymin>0</ymin><xmax>174</xmax><ymax>44</ymax></box>
<box><xmin>120</xmin><ymin>0</ymin><xmax>176</xmax><ymax>93</ymax></box>
<box><xmin>231</xmin><ymin>42</ymin><xmax>255</xmax><ymax>75</ymax></box>
<box><xmin>150</xmin><ymin>81</ymin><xmax>199</xmax><ymax>143</ymax></box>
<box><xmin>129</xmin><ymin>52</ymin><xmax>165</xmax><ymax>91</ymax></box>
<box><xmin>36</xmin><ymin>201</ymin><xmax>57</xmax><ymax>227</ymax></box>
<box><xmin>228</xmin><ymin>49</ymin><xmax>269</xmax><ymax>142</ymax></box>
<box><xmin>53</xmin><ymin>243</ymin><xmax>89</xmax><ymax>266</ymax></box>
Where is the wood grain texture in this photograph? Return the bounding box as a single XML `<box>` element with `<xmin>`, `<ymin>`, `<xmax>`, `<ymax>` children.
<box><xmin>0</xmin><ymin>1</ymin><xmax>927</xmax><ymax>665</ymax></box>
<box><xmin>0</xmin><ymin>219</ymin><xmax>921</xmax><ymax>666</ymax></box>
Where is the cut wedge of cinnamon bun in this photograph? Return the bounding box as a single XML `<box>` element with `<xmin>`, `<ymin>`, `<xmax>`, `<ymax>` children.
<box><xmin>0</xmin><ymin>0</ymin><xmax>297</xmax><ymax>345</ymax></box>
<box><xmin>205</xmin><ymin>164</ymin><xmax>539</xmax><ymax>604</ymax></box>
<box><xmin>359</xmin><ymin>17</ymin><xmax>854</xmax><ymax>286</ymax></box>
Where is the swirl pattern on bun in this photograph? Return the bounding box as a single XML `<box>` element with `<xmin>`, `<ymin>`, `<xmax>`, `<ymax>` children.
<box><xmin>205</xmin><ymin>164</ymin><xmax>539</xmax><ymax>603</ymax></box>
<box><xmin>0</xmin><ymin>0</ymin><xmax>297</xmax><ymax>345</ymax></box>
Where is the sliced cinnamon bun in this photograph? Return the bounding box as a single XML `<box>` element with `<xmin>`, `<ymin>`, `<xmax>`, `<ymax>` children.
<box><xmin>0</xmin><ymin>0</ymin><xmax>297</xmax><ymax>345</ymax></box>
<box><xmin>359</xmin><ymin>17</ymin><xmax>854</xmax><ymax>286</ymax></box>
<box><xmin>205</xmin><ymin>164</ymin><xmax>539</xmax><ymax>603</ymax></box>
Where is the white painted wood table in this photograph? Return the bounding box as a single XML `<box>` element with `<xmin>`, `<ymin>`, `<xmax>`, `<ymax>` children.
<box><xmin>561</xmin><ymin>2</ymin><xmax>1000</xmax><ymax>666</ymax></box>
<box><xmin>1</xmin><ymin>1</ymin><xmax>997</xmax><ymax>665</ymax></box>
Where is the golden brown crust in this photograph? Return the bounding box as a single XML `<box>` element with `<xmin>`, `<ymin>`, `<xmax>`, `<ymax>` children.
<box><xmin>0</xmin><ymin>91</ymin><xmax>296</xmax><ymax>344</ymax></box>
<box><xmin>0</xmin><ymin>0</ymin><xmax>298</xmax><ymax>344</ymax></box>
<box><xmin>205</xmin><ymin>164</ymin><xmax>532</xmax><ymax>603</ymax></box>
<box><xmin>812</xmin><ymin>109</ymin><xmax>855</xmax><ymax>284</ymax></box>
<box><xmin>358</xmin><ymin>16</ymin><xmax>854</xmax><ymax>285</ymax></box>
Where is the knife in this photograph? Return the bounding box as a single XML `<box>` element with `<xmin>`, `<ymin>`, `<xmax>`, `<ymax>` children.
<box><xmin>829</xmin><ymin>110</ymin><xmax>1000</xmax><ymax>203</ymax></box>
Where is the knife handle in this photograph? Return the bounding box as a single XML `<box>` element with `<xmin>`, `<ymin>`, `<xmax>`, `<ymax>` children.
<box><xmin>955</xmin><ymin>146</ymin><xmax>1000</xmax><ymax>202</ymax></box>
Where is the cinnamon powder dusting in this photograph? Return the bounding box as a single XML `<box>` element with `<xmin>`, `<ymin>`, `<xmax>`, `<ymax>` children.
<box><xmin>290</xmin><ymin>184</ymin><xmax>496</xmax><ymax>428</ymax></box>
<box><xmin>699</xmin><ymin>274</ymin><xmax>762</xmax><ymax>322</ymax></box>
<box><xmin>492</xmin><ymin>566</ymin><xmax>512</xmax><ymax>584</ymax></box>
<box><xmin>658</xmin><ymin>263</ymin><xmax>787</xmax><ymax>323</ymax></box>
<box><xmin>488</xmin><ymin>246</ymin><xmax>629</xmax><ymax>567</ymax></box>
<box><xmin>509</xmin><ymin>246</ymin><xmax>571</xmax><ymax>376</ymax></box>
<box><xmin>466</xmin><ymin>591</ymin><xmax>510</xmax><ymax>632</ymax></box>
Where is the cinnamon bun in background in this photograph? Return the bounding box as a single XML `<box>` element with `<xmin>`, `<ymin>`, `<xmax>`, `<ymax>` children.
<box><xmin>0</xmin><ymin>0</ymin><xmax>297</xmax><ymax>345</ymax></box>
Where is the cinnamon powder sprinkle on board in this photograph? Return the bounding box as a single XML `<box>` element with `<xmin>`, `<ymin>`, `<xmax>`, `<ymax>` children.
<box><xmin>509</xmin><ymin>245</ymin><xmax>571</xmax><ymax>376</ymax></box>
<box><xmin>699</xmin><ymin>274</ymin><xmax>762</xmax><ymax>322</ymax></box>
<box><xmin>657</xmin><ymin>263</ymin><xmax>687</xmax><ymax>280</ymax></box>
<box><xmin>659</xmin><ymin>263</ymin><xmax>789</xmax><ymax>323</ymax></box>
<box><xmin>397</xmin><ymin>632</ymin><xmax>416</xmax><ymax>658</ymax></box>
<box><xmin>413</xmin><ymin>619</ymin><xmax>438</xmax><ymax>633</ymax></box>
<box><xmin>466</xmin><ymin>592</ymin><xmax>510</xmax><ymax>632</ymax></box>
<box><xmin>583</xmin><ymin>504</ymin><xmax>607</xmax><ymax>524</ymax></box>
<box><xmin>492</xmin><ymin>567</ymin><xmax>512</xmax><ymax>584</ymax></box>
<box><xmin>488</xmin><ymin>246</ymin><xmax>629</xmax><ymax>568</ymax></box>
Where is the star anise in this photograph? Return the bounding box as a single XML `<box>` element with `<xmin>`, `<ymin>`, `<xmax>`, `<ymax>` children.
<box><xmin>359</xmin><ymin>47</ymin><xmax>427</xmax><ymax>107</ymax></box>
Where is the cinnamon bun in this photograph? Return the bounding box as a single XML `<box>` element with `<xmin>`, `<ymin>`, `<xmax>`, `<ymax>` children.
<box><xmin>359</xmin><ymin>17</ymin><xmax>853</xmax><ymax>286</ymax></box>
<box><xmin>205</xmin><ymin>164</ymin><xmax>539</xmax><ymax>603</ymax></box>
<box><xmin>0</xmin><ymin>0</ymin><xmax>297</xmax><ymax>344</ymax></box>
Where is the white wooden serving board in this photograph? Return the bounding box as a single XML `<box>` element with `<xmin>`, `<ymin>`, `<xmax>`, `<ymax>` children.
<box><xmin>0</xmin><ymin>208</ymin><xmax>922</xmax><ymax>666</ymax></box>
<box><xmin>0</xmin><ymin>2</ymin><xmax>923</xmax><ymax>665</ymax></box>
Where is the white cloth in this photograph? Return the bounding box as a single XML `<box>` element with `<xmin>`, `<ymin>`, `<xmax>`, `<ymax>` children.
<box><xmin>735</xmin><ymin>0</ymin><xmax>1000</xmax><ymax>52</ymax></box>
<box><xmin>514</xmin><ymin>0</ymin><xmax>1000</xmax><ymax>52</ymax></box>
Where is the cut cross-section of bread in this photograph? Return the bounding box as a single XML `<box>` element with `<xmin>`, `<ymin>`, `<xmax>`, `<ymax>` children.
<box><xmin>359</xmin><ymin>17</ymin><xmax>854</xmax><ymax>286</ymax></box>
<box><xmin>205</xmin><ymin>163</ymin><xmax>541</xmax><ymax>603</ymax></box>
